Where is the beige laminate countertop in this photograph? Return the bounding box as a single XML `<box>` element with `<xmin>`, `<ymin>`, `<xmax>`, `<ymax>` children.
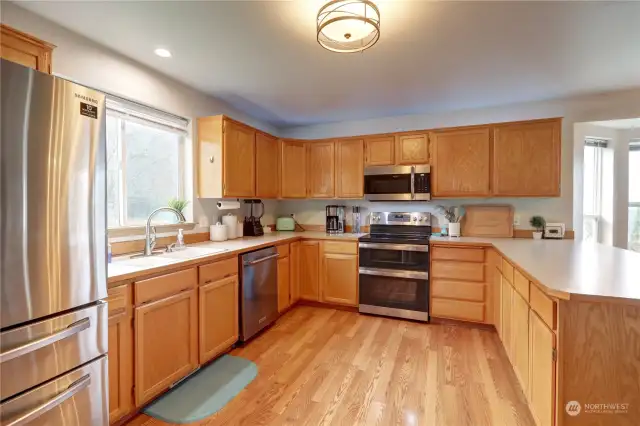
<box><xmin>431</xmin><ymin>236</ymin><xmax>640</xmax><ymax>303</ymax></box>
<box><xmin>108</xmin><ymin>231</ymin><xmax>363</xmax><ymax>285</ymax></box>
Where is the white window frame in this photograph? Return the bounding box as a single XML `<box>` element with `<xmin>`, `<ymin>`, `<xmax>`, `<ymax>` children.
<box><xmin>583</xmin><ymin>138</ymin><xmax>608</xmax><ymax>243</ymax></box>
<box><xmin>106</xmin><ymin>97</ymin><xmax>189</xmax><ymax>229</ymax></box>
<box><xmin>629</xmin><ymin>140</ymin><xmax>640</xmax><ymax>251</ymax></box>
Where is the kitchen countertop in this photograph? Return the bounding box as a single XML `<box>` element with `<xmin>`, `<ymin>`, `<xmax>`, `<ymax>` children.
<box><xmin>108</xmin><ymin>231</ymin><xmax>364</xmax><ymax>285</ymax></box>
<box><xmin>109</xmin><ymin>232</ymin><xmax>640</xmax><ymax>304</ymax></box>
<box><xmin>431</xmin><ymin>236</ymin><xmax>640</xmax><ymax>303</ymax></box>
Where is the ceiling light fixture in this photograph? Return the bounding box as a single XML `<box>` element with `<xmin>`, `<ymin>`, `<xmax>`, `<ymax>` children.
<box><xmin>317</xmin><ymin>0</ymin><xmax>380</xmax><ymax>53</ymax></box>
<box><xmin>154</xmin><ymin>48</ymin><xmax>172</xmax><ymax>58</ymax></box>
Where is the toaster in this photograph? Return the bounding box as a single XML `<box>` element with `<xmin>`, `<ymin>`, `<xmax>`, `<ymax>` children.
<box><xmin>276</xmin><ymin>217</ymin><xmax>295</xmax><ymax>231</ymax></box>
<box><xmin>544</xmin><ymin>223</ymin><xmax>565</xmax><ymax>239</ymax></box>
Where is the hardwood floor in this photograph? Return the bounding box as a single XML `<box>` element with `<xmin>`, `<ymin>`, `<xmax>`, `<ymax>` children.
<box><xmin>127</xmin><ymin>306</ymin><xmax>535</xmax><ymax>426</ymax></box>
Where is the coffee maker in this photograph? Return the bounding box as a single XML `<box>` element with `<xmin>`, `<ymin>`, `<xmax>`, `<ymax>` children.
<box><xmin>243</xmin><ymin>199</ymin><xmax>264</xmax><ymax>236</ymax></box>
<box><xmin>326</xmin><ymin>205</ymin><xmax>346</xmax><ymax>234</ymax></box>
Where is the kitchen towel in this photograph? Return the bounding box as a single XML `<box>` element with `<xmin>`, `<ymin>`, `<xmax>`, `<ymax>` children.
<box><xmin>142</xmin><ymin>355</ymin><xmax>258</xmax><ymax>424</ymax></box>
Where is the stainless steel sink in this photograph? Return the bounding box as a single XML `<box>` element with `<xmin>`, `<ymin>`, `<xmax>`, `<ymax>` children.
<box><xmin>160</xmin><ymin>246</ymin><xmax>228</xmax><ymax>259</ymax></box>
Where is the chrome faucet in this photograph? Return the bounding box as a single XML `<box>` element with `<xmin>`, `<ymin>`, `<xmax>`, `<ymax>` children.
<box><xmin>143</xmin><ymin>207</ymin><xmax>186</xmax><ymax>256</ymax></box>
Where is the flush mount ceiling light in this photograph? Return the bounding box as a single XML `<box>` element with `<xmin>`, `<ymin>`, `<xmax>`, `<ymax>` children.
<box><xmin>317</xmin><ymin>0</ymin><xmax>380</xmax><ymax>53</ymax></box>
<box><xmin>154</xmin><ymin>48</ymin><xmax>172</xmax><ymax>58</ymax></box>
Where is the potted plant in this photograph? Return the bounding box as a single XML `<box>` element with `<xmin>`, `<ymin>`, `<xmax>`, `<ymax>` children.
<box><xmin>530</xmin><ymin>216</ymin><xmax>546</xmax><ymax>240</ymax></box>
<box><xmin>168</xmin><ymin>198</ymin><xmax>189</xmax><ymax>213</ymax></box>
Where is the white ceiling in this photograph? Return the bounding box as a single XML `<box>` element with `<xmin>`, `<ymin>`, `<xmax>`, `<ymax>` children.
<box><xmin>15</xmin><ymin>0</ymin><xmax>640</xmax><ymax>128</ymax></box>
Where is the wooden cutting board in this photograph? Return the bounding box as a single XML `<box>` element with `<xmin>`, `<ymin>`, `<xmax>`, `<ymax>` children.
<box><xmin>461</xmin><ymin>205</ymin><xmax>514</xmax><ymax>238</ymax></box>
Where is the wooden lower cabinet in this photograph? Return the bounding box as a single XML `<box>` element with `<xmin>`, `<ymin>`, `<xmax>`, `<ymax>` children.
<box><xmin>500</xmin><ymin>276</ymin><xmax>513</xmax><ymax>358</ymax></box>
<box><xmin>134</xmin><ymin>290</ymin><xmax>198</xmax><ymax>407</ymax></box>
<box><xmin>107</xmin><ymin>310</ymin><xmax>133</xmax><ymax>423</ymax></box>
<box><xmin>321</xmin><ymin>253</ymin><xmax>358</xmax><ymax>306</ymax></box>
<box><xmin>300</xmin><ymin>241</ymin><xmax>320</xmax><ymax>301</ymax></box>
<box><xmin>529</xmin><ymin>310</ymin><xmax>556</xmax><ymax>426</ymax></box>
<box><xmin>512</xmin><ymin>290</ymin><xmax>530</xmax><ymax>394</ymax></box>
<box><xmin>277</xmin><ymin>255</ymin><xmax>291</xmax><ymax>312</ymax></box>
<box><xmin>290</xmin><ymin>242</ymin><xmax>300</xmax><ymax>303</ymax></box>
<box><xmin>199</xmin><ymin>276</ymin><xmax>239</xmax><ymax>364</ymax></box>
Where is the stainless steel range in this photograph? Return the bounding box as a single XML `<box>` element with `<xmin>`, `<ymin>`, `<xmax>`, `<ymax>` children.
<box><xmin>358</xmin><ymin>212</ymin><xmax>431</xmax><ymax>322</ymax></box>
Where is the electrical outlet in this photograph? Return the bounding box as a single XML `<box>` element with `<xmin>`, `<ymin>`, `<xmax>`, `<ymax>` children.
<box><xmin>513</xmin><ymin>214</ymin><xmax>521</xmax><ymax>226</ymax></box>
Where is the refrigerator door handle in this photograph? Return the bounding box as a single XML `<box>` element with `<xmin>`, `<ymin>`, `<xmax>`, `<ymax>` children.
<box><xmin>0</xmin><ymin>318</ymin><xmax>90</xmax><ymax>364</ymax></box>
<box><xmin>3</xmin><ymin>374</ymin><xmax>91</xmax><ymax>426</ymax></box>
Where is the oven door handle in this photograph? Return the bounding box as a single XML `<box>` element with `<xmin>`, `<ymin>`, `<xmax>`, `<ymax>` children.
<box><xmin>359</xmin><ymin>267</ymin><xmax>428</xmax><ymax>280</ymax></box>
<box><xmin>359</xmin><ymin>242</ymin><xmax>428</xmax><ymax>252</ymax></box>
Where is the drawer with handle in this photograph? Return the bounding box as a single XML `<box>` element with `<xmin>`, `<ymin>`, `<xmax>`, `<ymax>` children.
<box><xmin>0</xmin><ymin>354</ymin><xmax>108</xmax><ymax>426</ymax></box>
<box><xmin>0</xmin><ymin>302</ymin><xmax>108</xmax><ymax>401</ymax></box>
<box><xmin>199</xmin><ymin>257</ymin><xmax>238</xmax><ymax>285</ymax></box>
<box><xmin>135</xmin><ymin>268</ymin><xmax>197</xmax><ymax>305</ymax></box>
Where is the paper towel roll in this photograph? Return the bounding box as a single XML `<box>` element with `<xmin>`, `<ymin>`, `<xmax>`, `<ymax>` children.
<box><xmin>216</xmin><ymin>200</ymin><xmax>241</xmax><ymax>210</ymax></box>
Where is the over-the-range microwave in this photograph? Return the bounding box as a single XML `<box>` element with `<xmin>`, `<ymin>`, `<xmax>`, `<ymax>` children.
<box><xmin>364</xmin><ymin>165</ymin><xmax>431</xmax><ymax>201</ymax></box>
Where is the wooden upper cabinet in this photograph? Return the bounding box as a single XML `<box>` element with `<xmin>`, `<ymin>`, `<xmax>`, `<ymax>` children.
<box><xmin>335</xmin><ymin>139</ymin><xmax>364</xmax><ymax>199</ymax></box>
<box><xmin>528</xmin><ymin>310</ymin><xmax>556</xmax><ymax>426</ymax></box>
<box><xmin>255</xmin><ymin>132</ymin><xmax>279</xmax><ymax>198</ymax></box>
<box><xmin>492</xmin><ymin>119</ymin><xmax>561</xmax><ymax>197</ymax></box>
<box><xmin>1</xmin><ymin>24</ymin><xmax>54</xmax><ymax>74</ymax></box>
<box><xmin>223</xmin><ymin>119</ymin><xmax>255</xmax><ymax>197</ymax></box>
<box><xmin>431</xmin><ymin>127</ymin><xmax>491</xmax><ymax>197</ymax></box>
<box><xmin>307</xmin><ymin>140</ymin><xmax>335</xmax><ymax>198</ymax></box>
<box><xmin>365</xmin><ymin>136</ymin><xmax>395</xmax><ymax>166</ymax></box>
<box><xmin>395</xmin><ymin>133</ymin><xmax>429</xmax><ymax>165</ymax></box>
<box><xmin>280</xmin><ymin>139</ymin><xmax>307</xmax><ymax>198</ymax></box>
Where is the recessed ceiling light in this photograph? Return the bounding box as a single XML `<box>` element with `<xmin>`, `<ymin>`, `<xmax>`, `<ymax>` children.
<box><xmin>154</xmin><ymin>48</ymin><xmax>172</xmax><ymax>58</ymax></box>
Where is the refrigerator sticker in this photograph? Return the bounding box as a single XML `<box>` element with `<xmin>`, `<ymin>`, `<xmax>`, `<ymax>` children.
<box><xmin>80</xmin><ymin>102</ymin><xmax>98</xmax><ymax>119</ymax></box>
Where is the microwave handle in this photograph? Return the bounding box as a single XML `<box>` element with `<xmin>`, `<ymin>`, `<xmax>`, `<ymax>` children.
<box><xmin>410</xmin><ymin>166</ymin><xmax>415</xmax><ymax>200</ymax></box>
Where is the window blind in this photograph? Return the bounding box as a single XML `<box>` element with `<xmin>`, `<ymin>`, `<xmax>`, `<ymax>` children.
<box><xmin>584</xmin><ymin>138</ymin><xmax>609</xmax><ymax>148</ymax></box>
<box><xmin>106</xmin><ymin>96</ymin><xmax>189</xmax><ymax>135</ymax></box>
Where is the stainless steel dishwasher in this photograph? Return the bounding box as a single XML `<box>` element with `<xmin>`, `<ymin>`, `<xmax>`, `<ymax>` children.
<box><xmin>239</xmin><ymin>246</ymin><xmax>279</xmax><ymax>342</ymax></box>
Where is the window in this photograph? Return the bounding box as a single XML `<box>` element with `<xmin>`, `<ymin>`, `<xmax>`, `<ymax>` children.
<box><xmin>106</xmin><ymin>98</ymin><xmax>189</xmax><ymax>228</ymax></box>
<box><xmin>583</xmin><ymin>138</ymin><xmax>608</xmax><ymax>242</ymax></box>
<box><xmin>629</xmin><ymin>140</ymin><xmax>640</xmax><ymax>252</ymax></box>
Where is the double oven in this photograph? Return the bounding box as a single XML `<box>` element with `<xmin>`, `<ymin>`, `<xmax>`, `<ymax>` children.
<box><xmin>358</xmin><ymin>212</ymin><xmax>431</xmax><ymax>322</ymax></box>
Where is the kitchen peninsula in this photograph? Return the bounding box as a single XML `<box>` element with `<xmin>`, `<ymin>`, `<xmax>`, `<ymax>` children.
<box><xmin>108</xmin><ymin>232</ymin><xmax>640</xmax><ymax>426</ymax></box>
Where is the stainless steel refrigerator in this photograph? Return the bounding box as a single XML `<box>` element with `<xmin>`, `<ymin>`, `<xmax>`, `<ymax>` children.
<box><xmin>0</xmin><ymin>59</ymin><xmax>109</xmax><ymax>425</ymax></box>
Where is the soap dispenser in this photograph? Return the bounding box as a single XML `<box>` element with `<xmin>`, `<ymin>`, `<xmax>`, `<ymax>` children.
<box><xmin>176</xmin><ymin>228</ymin><xmax>186</xmax><ymax>250</ymax></box>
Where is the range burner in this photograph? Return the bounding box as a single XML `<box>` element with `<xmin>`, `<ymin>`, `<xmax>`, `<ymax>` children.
<box><xmin>358</xmin><ymin>212</ymin><xmax>432</xmax><ymax>245</ymax></box>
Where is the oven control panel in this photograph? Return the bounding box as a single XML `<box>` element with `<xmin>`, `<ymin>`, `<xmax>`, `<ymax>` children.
<box><xmin>370</xmin><ymin>212</ymin><xmax>431</xmax><ymax>225</ymax></box>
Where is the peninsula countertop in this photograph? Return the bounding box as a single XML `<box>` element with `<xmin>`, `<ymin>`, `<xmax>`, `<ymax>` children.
<box><xmin>431</xmin><ymin>236</ymin><xmax>640</xmax><ymax>303</ymax></box>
